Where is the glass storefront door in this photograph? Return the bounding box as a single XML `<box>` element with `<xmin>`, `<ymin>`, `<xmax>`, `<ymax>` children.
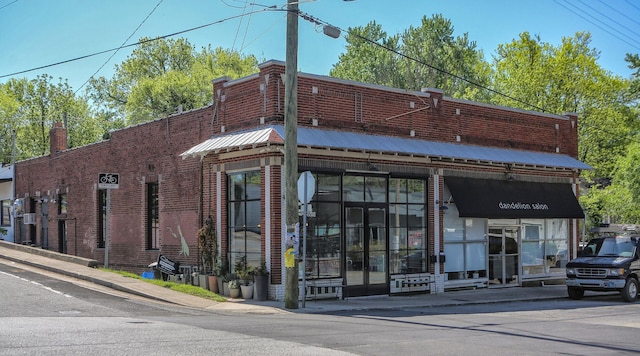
<box><xmin>488</xmin><ymin>227</ymin><xmax>520</xmax><ymax>286</ymax></box>
<box><xmin>345</xmin><ymin>205</ymin><xmax>388</xmax><ymax>296</ymax></box>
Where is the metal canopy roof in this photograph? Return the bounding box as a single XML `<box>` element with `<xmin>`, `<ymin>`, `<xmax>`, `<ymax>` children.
<box><xmin>181</xmin><ymin>125</ymin><xmax>591</xmax><ymax>170</ymax></box>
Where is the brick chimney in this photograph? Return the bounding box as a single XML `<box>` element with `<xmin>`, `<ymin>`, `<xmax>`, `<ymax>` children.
<box><xmin>50</xmin><ymin>122</ymin><xmax>67</xmax><ymax>155</ymax></box>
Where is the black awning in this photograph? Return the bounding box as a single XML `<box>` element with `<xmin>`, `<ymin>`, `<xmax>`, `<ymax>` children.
<box><xmin>444</xmin><ymin>177</ymin><xmax>584</xmax><ymax>219</ymax></box>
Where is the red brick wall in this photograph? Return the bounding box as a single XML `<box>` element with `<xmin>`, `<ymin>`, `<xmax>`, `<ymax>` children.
<box><xmin>14</xmin><ymin>60</ymin><xmax>581</xmax><ymax>274</ymax></box>
<box><xmin>214</xmin><ymin>61</ymin><xmax>579</xmax><ymax>159</ymax></box>
<box><xmin>15</xmin><ymin>107</ymin><xmax>215</xmax><ymax>269</ymax></box>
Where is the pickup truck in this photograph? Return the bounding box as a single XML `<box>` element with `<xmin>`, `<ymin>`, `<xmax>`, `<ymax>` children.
<box><xmin>565</xmin><ymin>235</ymin><xmax>640</xmax><ymax>302</ymax></box>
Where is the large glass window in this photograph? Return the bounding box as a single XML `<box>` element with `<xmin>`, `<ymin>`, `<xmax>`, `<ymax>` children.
<box><xmin>547</xmin><ymin>219</ymin><xmax>569</xmax><ymax>271</ymax></box>
<box><xmin>228</xmin><ymin>171</ymin><xmax>261</xmax><ymax>272</ymax></box>
<box><xmin>389</xmin><ymin>178</ymin><xmax>428</xmax><ymax>274</ymax></box>
<box><xmin>443</xmin><ymin>184</ymin><xmax>488</xmax><ymax>280</ymax></box>
<box><xmin>302</xmin><ymin>174</ymin><xmax>341</xmax><ymax>279</ymax></box>
<box><xmin>97</xmin><ymin>189</ymin><xmax>106</xmax><ymax>248</ymax></box>
<box><xmin>1</xmin><ymin>200</ymin><xmax>10</xmax><ymax>226</ymax></box>
<box><xmin>344</xmin><ymin>175</ymin><xmax>386</xmax><ymax>202</ymax></box>
<box><xmin>146</xmin><ymin>183</ymin><xmax>159</xmax><ymax>250</ymax></box>
<box><xmin>520</xmin><ymin>219</ymin><xmax>569</xmax><ymax>276</ymax></box>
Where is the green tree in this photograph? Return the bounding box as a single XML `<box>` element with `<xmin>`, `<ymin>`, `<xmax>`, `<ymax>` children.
<box><xmin>88</xmin><ymin>37</ymin><xmax>260</xmax><ymax>125</ymax></box>
<box><xmin>0</xmin><ymin>87</ymin><xmax>19</xmax><ymax>164</ymax></box>
<box><xmin>330</xmin><ymin>22</ymin><xmax>402</xmax><ymax>88</ymax></box>
<box><xmin>492</xmin><ymin>33</ymin><xmax>637</xmax><ymax>225</ymax></box>
<box><xmin>492</xmin><ymin>32</ymin><xmax>633</xmax><ymax>179</ymax></box>
<box><xmin>1</xmin><ymin>75</ymin><xmax>111</xmax><ymax>160</ymax></box>
<box><xmin>330</xmin><ymin>15</ymin><xmax>491</xmax><ymax>101</ymax></box>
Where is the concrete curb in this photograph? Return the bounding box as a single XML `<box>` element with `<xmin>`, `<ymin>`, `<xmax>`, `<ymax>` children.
<box><xmin>0</xmin><ymin>240</ymin><xmax>99</xmax><ymax>267</ymax></box>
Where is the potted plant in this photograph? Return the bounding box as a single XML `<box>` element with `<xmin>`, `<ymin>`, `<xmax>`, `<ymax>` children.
<box><xmin>228</xmin><ymin>278</ymin><xmax>241</xmax><ymax>298</ymax></box>
<box><xmin>215</xmin><ymin>257</ymin><xmax>228</xmax><ymax>294</ymax></box>
<box><xmin>197</xmin><ymin>216</ymin><xmax>218</xmax><ymax>293</ymax></box>
<box><xmin>235</xmin><ymin>256</ymin><xmax>254</xmax><ymax>299</ymax></box>
<box><xmin>253</xmin><ymin>258</ymin><xmax>269</xmax><ymax>301</ymax></box>
<box><xmin>222</xmin><ymin>272</ymin><xmax>233</xmax><ymax>296</ymax></box>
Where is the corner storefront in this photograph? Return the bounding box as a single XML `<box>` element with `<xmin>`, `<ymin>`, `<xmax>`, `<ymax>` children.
<box><xmin>183</xmin><ymin>122</ymin><xmax>590</xmax><ymax>299</ymax></box>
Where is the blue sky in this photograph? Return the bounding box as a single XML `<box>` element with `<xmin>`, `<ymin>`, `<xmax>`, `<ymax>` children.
<box><xmin>1</xmin><ymin>0</ymin><xmax>638</xmax><ymax>94</ymax></box>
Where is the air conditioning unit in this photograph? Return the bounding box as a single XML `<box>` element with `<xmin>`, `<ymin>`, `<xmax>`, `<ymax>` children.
<box><xmin>23</xmin><ymin>213</ymin><xmax>36</xmax><ymax>225</ymax></box>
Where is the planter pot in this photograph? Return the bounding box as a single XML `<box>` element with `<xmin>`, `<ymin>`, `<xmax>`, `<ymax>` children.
<box><xmin>222</xmin><ymin>282</ymin><xmax>230</xmax><ymax>296</ymax></box>
<box><xmin>208</xmin><ymin>275</ymin><xmax>219</xmax><ymax>293</ymax></box>
<box><xmin>254</xmin><ymin>274</ymin><xmax>269</xmax><ymax>301</ymax></box>
<box><xmin>240</xmin><ymin>284</ymin><xmax>253</xmax><ymax>299</ymax></box>
<box><xmin>229</xmin><ymin>287</ymin><xmax>241</xmax><ymax>298</ymax></box>
<box><xmin>198</xmin><ymin>274</ymin><xmax>209</xmax><ymax>290</ymax></box>
<box><xmin>217</xmin><ymin>278</ymin><xmax>223</xmax><ymax>294</ymax></box>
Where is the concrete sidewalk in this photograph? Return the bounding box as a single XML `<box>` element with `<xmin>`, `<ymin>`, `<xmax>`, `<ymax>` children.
<box><xmin>0</xmin><ymin>241</ymin><xmax>569</xmax><ymax>314</ymax></box>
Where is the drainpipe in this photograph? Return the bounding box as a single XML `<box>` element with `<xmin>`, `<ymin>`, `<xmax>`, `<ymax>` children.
<box><xmin>433</xmin><ymin>173</ymin><xmax>441</xmax><ymax>277</ymax></box>
<box><xmin>11</xmin><ymin>128</ymin><xmax>16</xmax><ymax>243</ymax></box>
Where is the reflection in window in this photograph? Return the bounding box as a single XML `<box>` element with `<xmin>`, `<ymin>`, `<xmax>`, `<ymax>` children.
<box><xmin>302</xmin><ymin>173</ymin><xmax>341</xmax><ymax>279</ymax></box>
<box><xmin>1</xmin><ymin>200</ymin><xmax>10</xmax><ymax>226</ymax></box>
<box><xmin>146</xmin><ymin>183</ymin><xmax>159</xmax><ymax>250</ymax></box>
<box><xmin>343</xmin><ymin>175</ymin><xmax>387</xmax><ymax>202</ymax></box>
<box><xmin>58</xmin><ymin>194</ymin><xmax>67</xmax><ymax>215</ymax></box>
<box><xmin>389</xmin><ymin>178</ymin><xmax>427</xmax><ymax>274</ymax></box>
<box><xmin>228</xmin><ymin>171</ymin><xmax>262</xmax><ymax>272</ymax></box>
<box><xmin>520</xmin><ymin>219</ymin><xmax>568</xmax><ymax>276</ymax></box>
<box><xmin>97</xmin><ymin>189</ymin><xmax>106</xmax><ymax>248</ymax></box>
<box><xmin>443</xmin><ymin>184</ymin><xmax>487</xmax><ymax>280</ymax></box>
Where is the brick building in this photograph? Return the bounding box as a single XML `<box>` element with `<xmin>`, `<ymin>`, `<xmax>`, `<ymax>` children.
<box><xmin>13</xmin><ymin>60</ymin><xmax>589</xmax><ymax>300</ymax></box>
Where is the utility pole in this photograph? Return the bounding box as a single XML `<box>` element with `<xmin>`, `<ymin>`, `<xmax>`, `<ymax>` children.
<box><xmin>284</xmin><ymin>0</ymin><xmax>299</xmax><ymax>309</ymax></box>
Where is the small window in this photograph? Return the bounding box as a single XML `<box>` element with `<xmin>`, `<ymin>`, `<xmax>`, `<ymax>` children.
<box><xmin>58</xmin><ymin>194</ymin><xmax>67</xmax><ymax>215</ymax></box>
<box><xmin>98</xmin><ymin>190</ymin><xmax>107</xmax><ymax>248</ymax></box>
<box><xmin>146</xmin><ymin>183</ymin><xmax>159</xmax><ymax>250</ymax></box>
<box><xmin>1</xmin><ymin>200</ymin><xmax>10</xmax><ymax>226</ymax></box>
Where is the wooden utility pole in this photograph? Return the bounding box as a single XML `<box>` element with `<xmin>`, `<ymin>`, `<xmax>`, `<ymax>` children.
<box><xmin>284</xmin><ymin>0</ymin><xmax>299</xmax><ymax>309</ymax></box>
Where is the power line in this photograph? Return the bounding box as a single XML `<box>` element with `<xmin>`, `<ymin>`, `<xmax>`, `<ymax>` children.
<box><xmin>0</xmin><ymin>0</ymin><xmax>18</xmax><ymax>11</ymax></box>
<box><xmin>0</xmin><ymin>7</ymin><xmax>277</xmax><ymax>80</ymax></box>
<box><xmin>598</xmin><ymin>0</ymin><xmax>640</xmax><ymax>27</ymax></box>
<box><xmin>625</xmin><ymin>0</ymin><xmax>640</xmax><ymax>13</ymax></box>
<box><xmin>575</xmin><ymin>0</ymin><xmax>640</xmax><ymax>47</ymax></box>
<box><xmin>554</xmin><ymin>0</ymin><xmax>640</xmax><ymax>51</ymax></box>
<box><xmin>74</xmin><ymin>0</ymin><xmax>164</xmax><ymax>94</ymax></box>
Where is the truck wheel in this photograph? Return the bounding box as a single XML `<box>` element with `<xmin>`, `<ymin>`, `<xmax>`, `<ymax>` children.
<box><xmin>567</xmin><ymin>286</ymin><xmax>584</xmax><ymax>300</ymax></box>
<box><xmin>621</xmin><ymin>277</ymin><xmax>639</xmax><ymax>302</ymax></box>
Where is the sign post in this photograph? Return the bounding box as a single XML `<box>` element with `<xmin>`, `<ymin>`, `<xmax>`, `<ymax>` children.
<box><xmin>98</xmin><ymin>173</ymin><xmax>119</xmax><ymax>268</ymax></box>
<box><xmin>297</xmin><ymin>171</ymin><xmax>315</xmax><ymax>307</ymax></box>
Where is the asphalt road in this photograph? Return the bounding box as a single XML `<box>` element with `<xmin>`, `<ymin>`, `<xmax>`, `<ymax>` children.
<box><xmin>1</xmin><ymin>261</ymin><xmax>640</xmax><ymax>355</ymax></box>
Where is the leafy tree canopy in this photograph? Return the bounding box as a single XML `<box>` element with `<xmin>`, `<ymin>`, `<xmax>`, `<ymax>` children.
<box><xmin>87</xmin><ymin>37</ymin><xmax>260</xmax><ymax>125</ymax></box>
<box><xmin>0</xmin><ymin>75</ymin><xmax>112</xmax><ymax>162</ymax></box>
<box><xmin>330</xmin><ymin>14</ymin><xmax>492</xmax><ymax>102</ymax></box>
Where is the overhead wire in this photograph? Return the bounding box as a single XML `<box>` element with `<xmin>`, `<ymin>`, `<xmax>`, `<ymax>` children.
<box><xmin>74</xmin><ymin>0</ymin><xmax>164</xmax><ymax>94</ymax></box>
<box><xmin>574</xmin><ymin>0</ymin><xmax>640</xmax><ymax>47</ymax></box>
<box><xmin>625</xmin><ymin>0</ymin><xmax>640</xmax><ymax>13</ymax></box>
<box><xmin>553</xmin><ymin>0</ymin><xmax>640</xmax><ymax>51</ymax></box>
<box><xmin>2</xmin><ymin>3</ymin><xmax>632</xmax><ymax>117</ymax></box>
<box><xmin>0</xmin><ymin>0</ymin><xmax>18</xmax><ymax>11</ymax></box>
<box><xmin>230</xmin><ymin>1</ymin><xmax>249</xmax><ymax>50</ymax></box>
<box><xmin>240</xmin><ymin>2</ymin><xmax>256</xmax><ymax>51</ymax></box>
<box><xmin>598</xmin><ymin>0</ymin><xmax>640</xmax><ymax>27</ymax></box>
<box><xmin>0</xmin><ymin>7</ymin><xmax>280</xmax><ymax>79</ymax></box>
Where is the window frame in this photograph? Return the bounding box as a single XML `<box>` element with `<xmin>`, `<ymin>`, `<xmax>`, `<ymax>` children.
<box><xmin>146</xmin><ymin>182</ymin><xmax>159</xmax><ymax>250</ymax></box>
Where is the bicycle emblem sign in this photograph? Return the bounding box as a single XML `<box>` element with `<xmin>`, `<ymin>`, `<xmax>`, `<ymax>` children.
<box><xmin>98</xmin><ymin>173</ymin><xmax>120</xmax><ymax>189</ymax></box>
